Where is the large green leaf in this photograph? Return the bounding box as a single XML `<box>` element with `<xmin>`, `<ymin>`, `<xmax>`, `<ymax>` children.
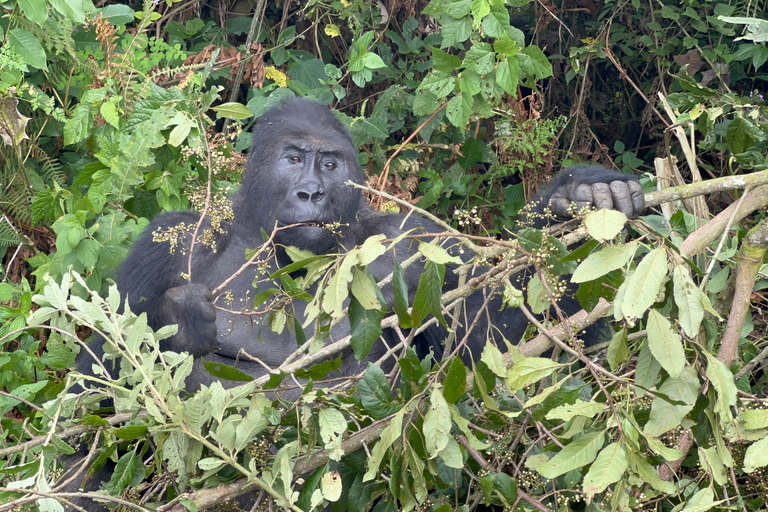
<box><xmin>6</xmin><ymin>29</ymin><xmax>47</xmax><ymax>70</ymax></box>
<box><xmin>621</xmin><ymin>247</ymin><xmax>668</xmax><ymax>319</ymax></box>
<box><xmin>572</xmin><ymin>242</ymin><xmax>637</xmax><ymax>283</ymax></box>
<box><xmin>18</xmin><ymin>0</ymin><xmax>48</xmax><ymax>25</ymax></box>
<box><xmin>582</xmin><ymin>442</ymin><xmax>628</xmax><ymax>499</ymax></box>
<box><xmin>644</xmin><ymin>365</ymin><xmax>700</xmax><ymax>436</ymax></box>
<box><xmin>349</xmin><ymin>296</ymin><xmax>385</xmax><ymax>360</ymax></box>
<box><xmin>535</xmin><ymin>431</ymin><xmax>605</xmax><ymax>479</ymax></box>
<box><xmin>646</xmin><ymin>309</ymin><xmax>685</xmax><ymax>379</ymax></box>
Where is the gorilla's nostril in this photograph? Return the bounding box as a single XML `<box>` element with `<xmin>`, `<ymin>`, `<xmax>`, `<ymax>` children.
<box><xmin>296</xmin><ymin>191</ymin><xmax>310</xmax><ymax>201</ymax></box>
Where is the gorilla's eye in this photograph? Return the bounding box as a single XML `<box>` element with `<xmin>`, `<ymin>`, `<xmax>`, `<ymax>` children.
<box><xmin>324</xmin><ymin>161</ymin><xmax>337</xmax><ymax>170</ymax></box>
<box><xmin>289</xmin><ymin>155</ymin><xmax>302</xmax><ymax>164</ymax></box>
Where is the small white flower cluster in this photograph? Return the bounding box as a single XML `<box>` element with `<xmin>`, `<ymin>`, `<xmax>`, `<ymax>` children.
<box><xmin>453</xmin><ymin>206</ymin><xmax>482</xmax><ymax>228</ymax></box>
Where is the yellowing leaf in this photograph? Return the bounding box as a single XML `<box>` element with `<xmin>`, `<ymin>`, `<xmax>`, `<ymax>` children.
<box><xmin>324</xmin><ymin>24</ymin><xmax>340</xmax><ymax>37</ymax></box>
<box><xmin>583</xmin><ymin>209</ymin><xmax>628</xmax><ymax>241</ymax></box>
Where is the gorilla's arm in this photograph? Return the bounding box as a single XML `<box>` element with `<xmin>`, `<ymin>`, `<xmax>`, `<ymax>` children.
<box><xmin>361</xmin><ymin>166</ymin><xmax>642</xmax><ymax>364</ymax></box>
<box><xmin>76</xmin><ymin>211</ymin><xmax>217</xmax><ymax>378</ymax></box>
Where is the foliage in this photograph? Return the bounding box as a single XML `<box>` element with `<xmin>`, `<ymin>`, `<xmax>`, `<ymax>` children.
<box><xmin>0</xmin><ymin>0</ymin><xmax>767</xmax><ymax>510</ymax></box>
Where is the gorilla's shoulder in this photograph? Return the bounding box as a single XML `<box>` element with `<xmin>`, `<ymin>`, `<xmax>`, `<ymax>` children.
<box><xmin>145</xmin><ymin>210</ymin><xmax>203</xmax><ymax>230</ymax></box>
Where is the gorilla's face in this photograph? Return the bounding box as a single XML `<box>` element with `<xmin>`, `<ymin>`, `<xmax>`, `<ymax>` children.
<box><xmin>270</xmin><ymin>138</ymin><xmax>356</xmax><ymax>252</ymax></box>
<box><xmin>239</xmin><ymin>99</ymin><xmax>364</xmax><ymax>255</ymax></box>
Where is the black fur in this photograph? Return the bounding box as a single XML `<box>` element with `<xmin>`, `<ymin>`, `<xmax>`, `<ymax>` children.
<box><xmin>67</xmin><ymin>99</ymin><xmax>644</xmax><ymax>508</ymax></box>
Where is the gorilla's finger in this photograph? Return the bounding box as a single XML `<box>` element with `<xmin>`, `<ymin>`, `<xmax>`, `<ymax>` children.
<box><xmin>591</xmin><ymin>183</ymin><xmax>614</xmax><ymax>210</ymax></box>
<box><xmin>628</xmin><ymin>181</ymin><xmax>645</xmax><ymax>217</ymax></box>
<box><xmin>572</xmin><ymin>183</ymin><xmax>594</xmax><ymax>204</ymax></box>
<box><xmin>188</xmin><ymin>282</ymin><xmax>214</xmax><ymax>302</ymax></box>
<box><xmin>198</xmin><ymin>300</ymin><xmax>217</xmax><ymax>322</ymax></box>
<box><xmin>200</xmin><ymin>322</ymin><xmax>218</xmax><ymax>345</ymax></box>
<box><xmin>609</xmin><ymin>181</ymin><xmax>634</xmax><ymax>217</ymax></box>
<box><xmin>548</xmin><ymin>192</ymin><xmax>571</xmax><ymax>217</ymax></box>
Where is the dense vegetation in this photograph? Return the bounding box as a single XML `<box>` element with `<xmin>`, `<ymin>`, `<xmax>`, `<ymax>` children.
<box><xmin>1</xmin><ymin>0</ymin><xmax>767</xmax><ymax>510</ymax></box>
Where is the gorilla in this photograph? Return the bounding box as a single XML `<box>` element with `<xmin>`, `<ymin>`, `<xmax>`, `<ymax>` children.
<box><xmin>63</xmin><ymin>99</ymin><xmax>643</xmax><ymax>510</ymax></box>
<box><xmin>75</xmin><ymin>99</ymin><xmax>644</xmax><ymax>392</ymax></box>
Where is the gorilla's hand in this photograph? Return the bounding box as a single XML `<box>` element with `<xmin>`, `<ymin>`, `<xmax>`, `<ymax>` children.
<box><xmin>547</xmin><ymin>172</ymin><xmax>645</xmax><ymax>219</ymax></box>
<box><xmin>157</xmin><ymin>283</ymin><xmax>217</xmax><ymax>357</ymax></box>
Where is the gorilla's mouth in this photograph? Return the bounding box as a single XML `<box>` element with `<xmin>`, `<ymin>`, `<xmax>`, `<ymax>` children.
<box><xmin>277</xmin><ymin>220</ymin><xmax>328</xmax><ymax>229</ymax></box>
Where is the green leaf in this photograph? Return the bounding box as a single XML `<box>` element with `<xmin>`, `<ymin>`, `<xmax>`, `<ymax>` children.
<box><xmin>583</xmin><ymin>209</ymin><xmax>629</xmax><ymax>242</ymax></box>
<box><xmin>74</xmin><ymin>238</ymin><xmax>100</xmax><ymax>268</ymax></box>
<box><xmin>627</xmin><ymin>451</ymin><xmax>676</xmax><ymax>494</ymax></box>
<box><xmin>646</xmin><ymin>309</ymin><xmax>685</xmax><ymax>379</ymax></box>
<box><xmin>546</xmin><ymin>399</ymin><xmax>605</xmax><ymax>421</ymax></box>
<box><xmin>507</xmin><ymin>358</ymin><xmax>561</xmax><ymax>389</ymax></box>
<box><xmin>349</xmin><ymin>295</ymin><xmax>385</xmax><ymax>360</ymax></box>
<box><xmin>680</xmin><ymin>487</ymin><xmax>720</xmax><ymax>512</ymax></box>
<box><xmin>606</xmin><ymin>328</ymin><xmax>630</xmax><ymax>371</ymax></box>
<box><xmin>18</xmin><ymin>0</ymin><xmax>48</xmax><ymax>25</ymax></box>
<box><xmin>635</xmin><ymin>340</ymin><xmax>661</xmax><ymax>390</ymax></box>
<box><xmin>363</xmin><ymin>52</ymin><xmax>387</xmax><ymax>70</ymax></box>
<box><xmin>7</xmin><ymin>29</ymin><xmax>47</xmax><ymax>70</ymax></box>
<box><xmin>704</xmin><ymin>352</ymin><xmax>737</xmax><ymax>424</ymax></box>
<box><xmin>535</xmin><ymin>431</ymin><xmax>605</xmax><ymax>479</ymax></box>
<box><xmin>203</xmin><ymin>361</ymin><xmax>255</xmax><ymax>381</ymax></box>
<box><xmin>318</xmin><ymin>407</ymin><xmax>347</xmax><ymax>461</ymax></box>
<box><xmin>445</xmin><ymin>92</ymin><xmax>473</xmax><ymax>130</ymax></box>
<box><xmin>392</xmin><ymin>259</ymin><xmax>410</xmax><ymax>326</ymax></box>
<box><xmin>436</xmin><ymin>0</ymin><xmax>471</xmax><ymax>19</ymax></box>
<box><xmin>743</xmin><ymin>409</ymin><xmax>768</xmax><ymax>430</ymax></box>
<box><xmin>582</xmin><ymin>442</ymin><xmax>628</xmax><ymax>499</ymax></box>
<box><xmin>480</xmin><ymin>342</ymin><xmax>506</xmax><ymax>378</ymax></box>
<box><xmin>114</xmin><ymin>425</ymin><xmax>149</xmax><ymax>440</ymax></box>
<box><xmin>359</xmin><ymin>364</ymin><xmax>399</xmax><ymax>419</ymax></box>
<box><xmin>442</xmin><ymin>356</ymin><xmax>467</xmax><ymax>404</ymax></box>
<box><xmin>673</xmin><ymin>264</ymin><xmax>704</xmax><ymax>337</ymax></box>
<box><xmin>294</xmin><ymin>356</ymin><xmax>342</xmax><ymax>380</ymax></box>
<box><xmin>100</xmin><ymin>102</ymin><xmax>120</xmax><ymax>128</ymax></box>
<box><xmin>418</xmin><ymin>241</ymin><xmax>462</xmax><ymax>264</ymax></box>
<box><xmin>644</xmin><ymin>365</ymin><xmax>700</xmax><ymax>436</ymax></box>
<box><xmin>572</xmin><ymin>242</ymin><xmax>637</xmax><ymax>283</ymax></box>
<box><xmin>63</xmin><ymin>104</ymin><xmax>94</xmax><ymax>146</ymax></box>
<box><xmin>98</xmin><ymin>4</ymin><xmax>135</xmax><ymax>24</ymax></box>
<box><xmin>410</xmin><ymin>260</ymin><xmax>445</xmax><ymax>327</ymax></box>
<box><xmin>350</xmin><ymin>267</ymin><xmax>382</xmax><ymax>310</ymax></box>
<box><xmin>440</xmin><ymin>16</ymin><xmax>473</xmax><ymax>47</ymax></box>
<box><xmin>518</xmin><ymin>45</ymin><xmax>554</xmax><ymax>80</ymax></box>
<box><xmin>743</xmin><ymin>434</ymin><xmax>768</xmax><ymax>473</ymax></box>
<box><xmin>363</xmin><ymin>409</ymin><xmax>404</xmax><ymax>481</ymax></box>
<box><xmin>621</xmin><ymin>248</ymin><xmax>668</xmax><ymax>319</ymax></box>
<box><xmin>495</xmin><ymin>57</ymin><xmax>519</xmax><ymax>96</ymax></box>
<box><xmin>419</xmin><ymin>70</ymin><xmax>456</xmax><ymax>98</ymax></box>
<box><xmin>48</xmin><ymin>0</ymin><xmax>86</xmax><ymax>22</ymax></box>
<box><xmin>105</xmin><ymin>449</ymin><xmax>145</xmax><ymax>494</ymax></box>
<box><xmin>211</xmin><ymin>102</ymin><xmax>253</xmax><ymax>120</ymax></box>
<box><xmin>481</xmin><ymin>5</ymin><xmax>510</xmax><ymax>38</ymax></box>
<box><xmin>489</xmin><ymin>472</ymin><xmax>517</xmax><ymax>505</ymax></box>
<box><xmin>464</xmin><ymin>43</ymin><xmax>495</xmax><ymax>74</ymax></box>
<box><xmin>470</xmin><ymin>0</ymin><xmax>490</xmax><ymax>22</ymax></box>
<box><xmin>424</xmin><ymin>383</ymin><xmax>452</xmax><ymax>458</ymax></box>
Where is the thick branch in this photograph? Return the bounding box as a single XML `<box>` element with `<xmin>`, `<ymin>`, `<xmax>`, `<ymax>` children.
<box><xmin>718</xmin><ymin>217</ymin><xmax>768</xmax><ymax>366</ymax></box>
<box><xmin>679</xmin><ymin>185</ymin><xmax>768</xmax><ymax>257</ymax></box>
<box><xmin>644</xmin><ymin>170</ymin><xmax>768</xmax><ymax>208</ymax></box>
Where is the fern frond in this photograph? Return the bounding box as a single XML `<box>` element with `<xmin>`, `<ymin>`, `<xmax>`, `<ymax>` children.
<box><xmin>0</xmin><ymin>219</ymin><xmax>24</xmax><ymax>248</ymax></box>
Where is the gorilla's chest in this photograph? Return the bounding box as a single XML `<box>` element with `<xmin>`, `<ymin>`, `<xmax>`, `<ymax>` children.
<box><xmin>191</xmin><ymin>238</ymin><xmax>351</xmax><ymax>370</ymax></box>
